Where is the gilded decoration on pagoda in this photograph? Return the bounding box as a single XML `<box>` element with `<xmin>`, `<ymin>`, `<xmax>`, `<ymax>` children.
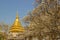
<box><xmin>9</xmin><ymin>12</ymin><xmax>25</xmax><ymax>32</ymax></box>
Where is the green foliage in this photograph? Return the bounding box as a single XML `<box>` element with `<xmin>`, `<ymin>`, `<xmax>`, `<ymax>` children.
<box><xmin>0</xmin><ymin>33</ymin><xmax>6</xmax><ymax>40</ymax></box>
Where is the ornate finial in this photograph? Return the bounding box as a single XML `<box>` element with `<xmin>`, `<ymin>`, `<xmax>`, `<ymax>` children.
<box><xmin>16</xmin><ymin>10</ymin><xmax>19</xmax><ymax>19</ymax></box>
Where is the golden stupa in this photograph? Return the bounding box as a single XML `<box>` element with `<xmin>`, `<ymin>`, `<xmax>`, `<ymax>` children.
<box><xmin>9</xmin><ymin>11</ymin><xmax>25</xmax><ymax>32</ymax></box>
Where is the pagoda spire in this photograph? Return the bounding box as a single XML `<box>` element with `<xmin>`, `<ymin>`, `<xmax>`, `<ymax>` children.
<box><xmin>16</xmin><ymin>10</ymin><xmax>19</xmax><ymax>19</ymax></box>
<box><xmin>9</xmin><ymin>11</ymin><xmax>25</xmax><ymax>32</ymax></box>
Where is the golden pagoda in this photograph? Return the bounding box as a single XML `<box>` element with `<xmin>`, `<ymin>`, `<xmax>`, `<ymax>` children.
<box><xmin>9</xmin><ymin>11</ymin><xmax>25</xmax><ymax>32</ymax></box>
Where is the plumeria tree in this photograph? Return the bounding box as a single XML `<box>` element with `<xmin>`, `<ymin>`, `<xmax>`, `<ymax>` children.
<box><xmin>23</xmin><ymin>0</ymin><xmax>60</xmax><ymax>40</ymax></box>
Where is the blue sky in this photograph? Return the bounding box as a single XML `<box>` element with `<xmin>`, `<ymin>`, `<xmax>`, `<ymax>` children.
<box><xmin>0</xmin><ymin>0</ymin><xmax>34</xmax><ymax>25</ymax></box>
